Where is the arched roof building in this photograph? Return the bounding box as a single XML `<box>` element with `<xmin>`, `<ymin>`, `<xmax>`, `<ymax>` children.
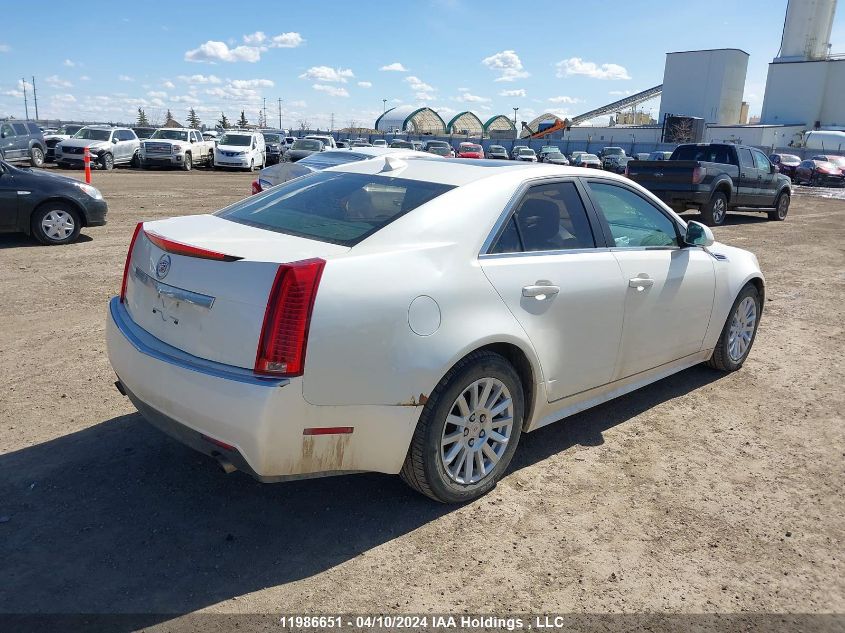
<box><xmin>521</xmin><ymin>113</ymin><xmax>566</xmax><ymax>138</ymax></box>
<box><xmin>482</xmin><ymin>114</ymin><xmax>516</xmax><ymax>137</ymax></box>
<box><xmin>446</xmin><ymin>111</ymin><xmax>484</xmax><ymax>136</ymax></box>
<box><xmin>374</xmin><ymin>105</ymin><xmax>446</xmax><ymax>135</ymax></box>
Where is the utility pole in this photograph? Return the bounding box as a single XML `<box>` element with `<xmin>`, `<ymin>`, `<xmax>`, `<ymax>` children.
<box><xmin>512</xmin><ymin>106</ymin><xmax>519</xmax><ymax>127</ymax></box>
<box><xmin>278</xmin><ymin>98</ymin><xmax>283</xmax><ymax>129</ymax></box>
<box><xmin>382</xmin><ymin>99</ymin><xmax>387</xmax><ymax>112</ymax></box>
<box><xmin>22</xmin><ymin>78</ymin><xmax>29</xmax><ymax>119</ymax></box>
<box><xmin>32</xmin><ymin>76</ymin><xmax>39</xmax><ymax>121</ymax></box>
<box><xmin>330</xmin><ymin>112</ymin><xmax>335</xmax><ymax>132</ymax></box>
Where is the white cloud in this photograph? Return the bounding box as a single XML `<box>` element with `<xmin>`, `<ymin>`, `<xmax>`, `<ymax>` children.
<box><xmin>0</xmin><ymin>44</ymin><xmax>10</xmax><ymax>53</ymax></box>
<box><xmin>499</xmin><ymin>88</ymin><xmax>526</xmax><ymax>97</ymax></box>
<box><xmin>269</xmin><ymin>32</ymin><xmax>304</xmax><ymax>48</ymax></box>
<box><xmin>288</xmin><ymin>100</ymin><xmax>307</xmax><ymax>108</ymax></box>
<box><xmin>548</xmin><ymin>95</ymin><xmax>581</xmax><ymax>104</ymax></box>
<box><xmin>185</xmin><ymin>41</ymin><xmax>261</xmax><ymax>63</ymax></box>
<box><xmin>45</xmin><ymin>75</ymin><xmax>73</xmax><ymax>88</ymax></box>
<box><xmin>171</xmin><ymin>95</ymin><xmax>195</xmax><ymax>103</ymax></box>
<box><xmin>609</xmin><ymin>90</ymin><xmax>634</xmax><ymax>96</ymax></box>
<box><xmin>148</xmin><ymin>90</ymin><xmax>167</xmax><ymax>98</ymax></box>
<box><xmin>482</xmin><ymin>50</ymin><xmax>529</xmax><ymax>82</ymax></box>
<box><xmin>162</xmin><ymin>80</ymin><xmax>176</xmax><ymax>89</ymax></box>
<box><xmin>118</xmin><ymin>74</ymin><xmax>134</xmax><ymax>82</ymax></box>
<box><xmin>299</xmin><ymin>66</ymin><xmax>354</xmax><ymax>83</ymax></box>
<box><xmin>63</xmin><ymin>59</ymin><xmax>76</xmax><ymax>67</ymax></box>
<box><xmin>455</xmin><ymin>92</ymin><xmax>490</xmax><ymax>103</ymax></box>
<box><xmin>243</xmin><ymin>31</ymin><xmax>267</xmax><ymax>45</ymax></box>
<box><xmin>231</xmin><ymin>78</ymin><xmax>274</xmax><ymax>89</ymax></box>
<box><xmin>380</xmin><ymin>62</ymin><xmax>408</xmax><ymax>72</ymax></box>
<box><xmin>312</xmin><ymin>84</ymin><xmax>349</xmax><ymax>97</ymax></box>
<box><xmin>405</xmin><ymin>76</ymin><xmax>434</xmax><ymax>92</ymax></box>
<box><xmin>178</xmin><ymin>74</ymin><xmax>222</xmax><ymax>84</ymax></box>
<box><xmin>556</xmin><ymin>57</ymin><xmax>630</xmax><ymax>80</ymax></box>
<box><xmin>357</xmin><ymin>81</ymin><xmax>372</xmax><ymax>88</ymax></box>
<box><xmin>79</xmin><ymin>75</ymin><xmax>91</xmax><ymax>81</ymax></box>
<box><xmin>52</xmin><ymin>93</ymin><xmax>77</xmax><ymax>104</ymax></box>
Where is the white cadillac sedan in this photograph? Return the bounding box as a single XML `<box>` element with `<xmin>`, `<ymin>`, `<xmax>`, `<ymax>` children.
<box><xmin>107</xmin><ymin>156</ymin><xmax>764</xmax><ymax>503</ymax></box>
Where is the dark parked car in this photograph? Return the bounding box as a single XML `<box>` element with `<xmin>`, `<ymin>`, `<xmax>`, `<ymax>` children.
<box><xmin>768</xmin><ymin>153</ymin><xmax>802</xmax><ymax>180</ymax></box>
<box><xmin>486</xmin><ymin>145</ymin><xmax>509</xmax><ymax>159</ymax></box>
<box><xmin>285</xmin><ymin>138</ymin><xmax>324</xmax><ymax>162</ymax></box>
<box><xmin>794</xmin><ymin>158</ymin><xmax>844</xmax><ymax>186</ymax></box>
<box><xmin>0</xmin><ymin>120</ymin><xmax>47</xmax><ymax>167</ymax></box>
<box><xmin>541</xmin><ymin>150</ymin><xmax>569</xmax><ymax>165</ymax></box>
<box><xmin>626</xmin><ymin>143</ymin><xmax>792</xmax><ymax>225</ymax></box>
<box><xmin>0</xmin><ymin>159</ymin><xmax>107</xmax><ymax>244</ymax></box>
<box><xmin>388</xmin><ymin>140</ymin><xmax>414</xmax><ymax>149</ymax></box>
<box><xmin>573</xmin><ymin>153</ymin><xmax>602</xmax><ymax>169</ymax></box>
<box><xmin>262</xmin><ymin>132</ymin><xmax>284</xmax><ymax>165</ymax></box>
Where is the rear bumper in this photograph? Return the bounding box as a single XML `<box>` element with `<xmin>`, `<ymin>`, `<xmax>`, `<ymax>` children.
<box><xmin>106</xmin><ymin>297</ymin><xmax>418</xmax><ymax>481</ymax></box>
<box><xmin>653</xmin><ymin>190</ymin><xmax>710</xmax><ymax>211</ymax></box>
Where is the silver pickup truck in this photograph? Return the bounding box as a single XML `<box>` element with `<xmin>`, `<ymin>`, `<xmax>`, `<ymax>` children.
<box><xmin>140</xmin><ymin>128</ymin><xmax>214</xmax><ymax>171</ymax></box>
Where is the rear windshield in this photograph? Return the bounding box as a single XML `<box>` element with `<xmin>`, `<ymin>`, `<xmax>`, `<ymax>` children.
<box><xmin>671</xmin><ymin>145</ymin><xmax>734</xmax><ymax>164</ymax></box>
<box><xmin>460</xmin><ymin>145</ymin><xmax>482</xmax><ymax>152</ymax></box>
<box><xmin>389</xmin><ymin>141</ymin><xmax>413</xmax><ymax>148</ymax></box>
<box><xmin>263</xmin><ymin>134</ymin><xmax>281</xmax><ymax>143</ymax></box>
<box><xmin>293</xmin><ymin>139</ymin><xmax>322</xmax><ymax>151</ymax></box>
<box><xmin>216</xmin><ymin>171</ymin><xmax>455</xmax><ymax>246</ymax></box>
<box><xmin>603</xmin><ymin>148</ymin><xmax>624</xmax><ymax>155</ymax></box>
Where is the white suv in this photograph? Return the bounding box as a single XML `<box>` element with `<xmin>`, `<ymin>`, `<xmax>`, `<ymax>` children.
<box><xmin>213</xmin><ymin>131</ymin><xmax>266</xmax><ymax>171</ymax></box>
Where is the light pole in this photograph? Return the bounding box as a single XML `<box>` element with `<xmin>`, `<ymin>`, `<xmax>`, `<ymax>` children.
<box><xmin>512</xmin><ymin>106</ymin><xmax>519</xmax><ymax>128</ymax></box>
<box><xmin>383</xmin><ymin>99</ymin><xmax>387</xmax><ymax>112</ymax></box>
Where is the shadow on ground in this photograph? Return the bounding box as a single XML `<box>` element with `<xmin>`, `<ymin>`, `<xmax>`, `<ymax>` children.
<box><xmin>0</xmin><ymin>365</ymin><xmax>723</xmax><ymax>629</ymax></box>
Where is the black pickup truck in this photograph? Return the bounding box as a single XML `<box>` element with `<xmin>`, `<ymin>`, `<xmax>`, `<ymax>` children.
<box><xmin>626</xmin><ymin>143</ymin><xmax>792</xmax><ymax>226</ymax></box>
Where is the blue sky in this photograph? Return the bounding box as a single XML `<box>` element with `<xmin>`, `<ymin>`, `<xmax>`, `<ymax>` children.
<box><xmin>1</xmin><ymin>0</ymin><xmax>843</xmax><ymax>129</ymax></box>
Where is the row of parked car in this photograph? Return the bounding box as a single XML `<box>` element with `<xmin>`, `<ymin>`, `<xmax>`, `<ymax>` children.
<box><xmin>768</xmin><ymin>152</ymin><xmax>845</xmax><ymax>186</ymax></box>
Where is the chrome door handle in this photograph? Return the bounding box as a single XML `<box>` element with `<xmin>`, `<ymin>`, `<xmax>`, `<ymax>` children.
<box><xmin>628</xmin><ymin>276</ymin><xmax>654</xmax><ymax>291</ymax></box>
<box><xmin>522</xmin><ymin>281</ymin><xmax>560</xmax><ymax>299</ymax></box>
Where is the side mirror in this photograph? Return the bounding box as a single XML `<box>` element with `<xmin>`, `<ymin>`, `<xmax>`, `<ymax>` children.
<box><xmin>684</xmin><ymin>221</ymin><xmax>715</xmax><ymax>247</ymax></box>
<box><xmin>771</xmin><ymin>163</ymin><xmax>778</xmax><ymax>174</ymax></box>
<box><xmin>112</xmin><ymin>138</ymin><xmax>118</xmax><ymax>144</ymax></box>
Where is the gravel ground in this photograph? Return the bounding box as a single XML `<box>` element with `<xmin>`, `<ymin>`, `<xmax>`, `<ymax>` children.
<box><xmin>0</xmin><ymin>167</ymin><xmax>842</xmax><ymax>628</ymax></box>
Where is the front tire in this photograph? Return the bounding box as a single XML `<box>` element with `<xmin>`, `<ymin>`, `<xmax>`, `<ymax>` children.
<box><xmin>30</xmin><ymin>146</ymin><xmax>45</xmax><ymax>168</ymax></box>
<box><xmin>31</xmin><ymin>203</ymin><xmax>81</xmax><ymax>245</ymax></box>
<box><xmin>100</xmin><ymin>153</ymin><xmax>114</xmax><ymax>171</ymax></box>
<box><xmin>701</xmin><ymin>191</ymin><xmax>728</xmax><ymax>226</ymax></box>
<box><xmin>248</xmin><ymin>159</ymin><xmax>255</xmax><ymax>172</ymax></box>
<box><xmin>768</xmin><ymin>191</ymin><xmax>789</xmax><ymax>221</ymax></box>
<box><xmin>131</xmin><ymin>151</ymin><xmax>141</xmax><ymax>168</ymax></box>
<box><xmin>182</xmin><ymin>152</ymin><xmax>192</xmax><ymax>171</ymax></box>
<box><xmin>707</xmin><ymin>284</ymin><xmax>761</xmax><ymax>372</ymax></box>
<box><xmin>400</xmin><ymin>351</ymin><xmax>524</xmax><ymax>503</ymax></box>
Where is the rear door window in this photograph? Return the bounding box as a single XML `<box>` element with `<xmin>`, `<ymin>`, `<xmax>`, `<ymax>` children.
<box><xmin>216</xmin><ymin>171</ymin><xmax>455</xmax><ymax>246</ymax></box>
<box><xmin>12</xmin><ymin>123</ymin><xmax>28</xmax><ymax>135</ymax></box>
<box><xmin>491</xmin><ymin>182</ymin><xmax>596</xmax><ymax>254</ymax></box>
<box><xmin>27</xmin><ymin>123</ymin><xmax>41</xmax><ymax>134</ymax></box>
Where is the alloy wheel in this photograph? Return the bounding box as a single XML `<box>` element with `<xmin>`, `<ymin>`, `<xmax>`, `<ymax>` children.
<box><xmin>712</xmin><ymin>198</ymin><xmax>727</xmax><ymax>224</ymax></box>
<box><xmin>440</xmin><ymin>377</ymin><xmax>514</xmax><ymax>485</ymax></box>
<box><xmin>728</xmin><ymin>296</ymin><xmax>757</xmax><ymax>362</ymax></box>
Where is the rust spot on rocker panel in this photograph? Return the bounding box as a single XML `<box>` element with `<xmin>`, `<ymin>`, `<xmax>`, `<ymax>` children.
<box><xmin>397</xmin><ymin>393</ymin><xmax>429</xmax><ymax>407</ymax></box>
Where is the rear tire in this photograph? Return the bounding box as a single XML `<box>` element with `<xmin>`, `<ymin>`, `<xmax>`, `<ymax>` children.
<box><xmin>707</xmin><ymin>284</ymin><xmax>761</xmax><ymax>372</ymax></box>
<box><xmin>31</xmin><ymin>203</ymin><xmax>82</xmax><ymax>245</ymax></box>
<box><xmin>30</xmin><ymin>146</ymin><xmax>45</xmax><ymax>168</ymax></box>
<box><xmin>400</xmin><ymin>350</ymin><xmax>524</xmax><ymax>503</ymax></box>
<box><xmin>701</xmin><ymin>191</ymin><xmax>728</xmax><ymax>226</ymax></box>
<box><xmin>768</xmin><ymin>191</ymin><xmax>789</xmax><ymax>221</ymax></box>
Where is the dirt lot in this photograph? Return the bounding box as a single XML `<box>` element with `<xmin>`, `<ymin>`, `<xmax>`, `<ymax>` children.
<box><xmin>1</xmin><ymin>167</ymin><xmax>843</xmax><ymax>626</ymax></box>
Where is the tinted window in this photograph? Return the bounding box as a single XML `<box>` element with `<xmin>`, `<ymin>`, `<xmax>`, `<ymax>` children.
<box><xmin>738</xmin><ymin>148</ymin><xmax>755</xmax><ymax>168</ymax></box>
<box><xmin>12</xmin><ymin>123</ymin><xmax>28</xmax><ymax>135</ymax></box>
<box><xmin>74</xmin><ymin>129</ymin><xmax>112</xmax><ymax>141</ymax></box>
<box><xmin>752</xmin><ymin>150</ymin><xmax>771</xmax><ymax>171</ymax></box>
<box><xmin>490</xmin><ymin>217</ymin><xmax>522</xmax><ymax>254</ymax></box>
<box><xmin>119</xmin><ymin>130</ymin><xmax>136</xmax><ymax>141</ymax></box>
<box><xmin>292</xmin><ymin>139</ymin><xmax>322</xmax><ymax>151</ymax></box>
<box><xmin>219</xmin><ymin>134</ymin><xmax>252</xmax><ymax>146</ymax></box>
<box><xmin>217</xmin><ymin>171</ymin><xmax>455</xmax><ymax>247</ymax></box>
<box><xmin>27</xmin><ymin>123</ymin><xmax>41</xmax><ymax>134</ymax></box>
<box><xmin>1</xmin><ymin>123</ymin><xmax>14</xmax><ymax>137</ymax></box>
<box><xmin>493</xmin><ymin>182</ymin><xmax>595</xmax><ymax>254</ymax></box>
<box><xmin>672</xmin><ymin>145</ymin><xmax>733</xmax><ymax>164</ymax></box>
<box><xmin>589</xmin><ymin>182</ymin><xmax>679</xmax><ymax>248</ymax></box>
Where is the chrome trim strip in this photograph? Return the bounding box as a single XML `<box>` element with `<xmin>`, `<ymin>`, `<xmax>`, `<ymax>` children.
<box><xmin>133</xmin><ymin>266</ymin><xmax>215</xmax><ymax>309</ymax></box>
<box><xmin>109</xmin><ymin>297</ymin><xmax>287</xmax><ymax>387</ymax></box>
<box><xmin>479</xmin><ymin>247</ymin><xmax>612</xmax><ymax>260</ymax></box>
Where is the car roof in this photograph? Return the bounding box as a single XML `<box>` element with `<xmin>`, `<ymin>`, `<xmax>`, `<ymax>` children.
<box><xmin>325</xmin><ymin>154</ymin><xmax>624</xmax><ymax>187</ymax></box>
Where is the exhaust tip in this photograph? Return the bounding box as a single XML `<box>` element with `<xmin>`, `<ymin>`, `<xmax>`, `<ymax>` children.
<box><xmin>212</xmin><ymin>451</ymin><xmax>237</xmax><ymax>474</ymax></box>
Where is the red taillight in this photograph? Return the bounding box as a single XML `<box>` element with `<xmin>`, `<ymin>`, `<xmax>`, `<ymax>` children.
<box><xmin>120</xmin><ymin>222</ymin><xmax>143</xmax><ymax>303</ymax></box>
<box><xmin>251</xmin><ymin>179</ymin><xmax>262</xmax><ymax>195</ymax></box>
<box><xmin>200</xmin><ymin>434</ymin><xmax>236</xmax><ymax>451</ymax></box>
<box><xmin>144</xmin><ymin>230</ymin><xmax>243</xmax><ymax>262</ymax></box>
<box><xmin>692</xmin><ymin>166</ymin><xmax>707</xmax><ymax>184</ymax></box>
<box><xmin>255</xmin><ymin>259</ymin><xmax>326</xmax><ymax>376</ymax></box>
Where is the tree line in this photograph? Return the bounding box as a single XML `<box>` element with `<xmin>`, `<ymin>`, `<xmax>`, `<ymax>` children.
<box><xmin>136</xmin><ymin>107</ymin><xmax>256</xmax><ymax>130</ymax></box>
